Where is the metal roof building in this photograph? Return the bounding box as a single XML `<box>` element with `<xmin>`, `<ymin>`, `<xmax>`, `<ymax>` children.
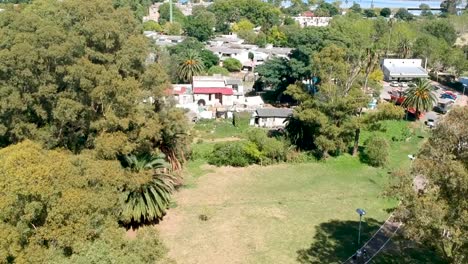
<box><xmin>382</xmin><ymin>59</ymin><xmax>429</xmax><ymax>81</ymax></box>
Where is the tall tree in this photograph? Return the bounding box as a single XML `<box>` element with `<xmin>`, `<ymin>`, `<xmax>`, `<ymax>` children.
<box><xmin>389</xmin><ymin>107</ymin><xmax>468</xmax><ymax>263</ymax></box>
<box><xmin>401</xmin><ymin>79</ymin><xmax>437</xmax><ymax>119</ymax></box>
<box><xmin>176</xmin><ymin>50</ymin><xmax>204</xmax><ymax>83</ymax></box>
<box><xmin>184</xmin><ymin>9</ymin><xmax>216</xmax><ymax>42</ymax></box>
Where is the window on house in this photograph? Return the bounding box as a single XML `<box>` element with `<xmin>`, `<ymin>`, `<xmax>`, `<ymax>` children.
<box><xmin>209</xmin><ymin>94</ymin><xmax>212</xmax><ymax>100</ymax></box>
<box><xmin>232</xmin><ymin>84</ymin><xmax>238</xmax><ymax>91</ymax></box>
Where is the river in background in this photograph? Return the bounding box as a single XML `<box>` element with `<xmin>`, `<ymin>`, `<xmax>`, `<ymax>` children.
<box><xmin>323</xmin><ymin>0</ymin><xmax>443</xmax><ymax>9</ymax></box>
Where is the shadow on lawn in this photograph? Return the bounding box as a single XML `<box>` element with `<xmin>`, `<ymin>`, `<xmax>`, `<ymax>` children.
<box><xmin>296</xmin><ymin>219</ymin><xmax>447</xmax><ymax>264</ymax></box>
<box><xmin>297</xmin><ymin>218</ymin><xmax>382</xmax><ymax>264</ymax></box>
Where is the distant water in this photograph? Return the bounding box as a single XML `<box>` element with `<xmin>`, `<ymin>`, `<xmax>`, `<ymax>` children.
<box><xmin>280</xmin><ymin>1</ymin><xmax>444</xmax><ymax>9</ymax></box>
<box><xmin>324</xmin><ymin>0</ymin><xmax>443</xmax><ymax>9</ymax></box>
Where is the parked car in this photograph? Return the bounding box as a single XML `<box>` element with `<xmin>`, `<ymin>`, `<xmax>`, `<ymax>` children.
<box><xmin>399</xmin><ymin>82</ymin><xmax>408</xmax><ymax>88</ymax></box>
<box><xmin>441</xmin><ymin>93</ymin><xmax>457</xmax><ymax>100</ymax></box>
<box><xmin>408</xmin><ymin>81</ymin><xmax>416</xmax><ymax>87</ymax></box>
<box><xmin>425</xmin><ymin>118</ymin><xmax>435</xmax><ymax>128</ymax></box>
<box><xmin>433</xmin><ymin>105</ymin><xmax>448</xmax><ymax>114</ymax></box>
<box><xmin>390</xmin><ymin>81</ymin><xmax>399</xmax><ymax>87</ymax></box>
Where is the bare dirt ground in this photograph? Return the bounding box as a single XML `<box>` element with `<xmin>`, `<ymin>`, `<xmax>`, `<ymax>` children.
<box><xmin>157</xmin><ymin>166</ymin><xmax>254</xmax><ymax>264</ymax></box>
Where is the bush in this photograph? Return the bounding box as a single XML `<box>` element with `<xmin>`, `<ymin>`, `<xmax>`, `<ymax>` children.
<box><xmin>362</xmin><ymin>135</ymin><xmax>389</xmax><ymax>167</ymax></box>
<box><xmin>247</xmin><ymin>129</ymin><xmax>287</xmax><ymax>163</ymax></box>
<box><xmin>222</xmin><ymin>58</ymin><xmax>242</xmax><ymax>72</ymax></box>
<box><xmin>207</xmin><ymin>66</ymin><xmax>230</xmax><ymax>76</ymax></box>
<box><xmin>208</xmin><ymin>141</ymin><xmax>260</xmax><ymax>167</ymax></box>
<box><xmin>143</xmin><ymin>20</ymin><xmax>163</xmax><ymax>32</ymax></box>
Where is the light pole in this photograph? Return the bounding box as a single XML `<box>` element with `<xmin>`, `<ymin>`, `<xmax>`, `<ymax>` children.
<box><xmin>356</xmin><ymin>208</ymin><xmax>366</xmax><ymax>247</ymax></box>
<box><xmin>169</xmin><ymin>0</ymin><xmax>173</xmax><ymax>23</ymax></box>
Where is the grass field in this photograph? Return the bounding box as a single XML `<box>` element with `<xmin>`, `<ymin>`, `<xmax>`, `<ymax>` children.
<box><xmin>157</xmin><ymin>121</ymin><xmax>438</xmax><ymax>263</ymax></box>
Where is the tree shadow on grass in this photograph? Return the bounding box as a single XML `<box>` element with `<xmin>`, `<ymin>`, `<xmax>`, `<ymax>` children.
<box><xmin>297</xmin><ymin>219</ymin><xmax>447</xmax><ymax>264</ymax></box>
<box><xmin>297</xmin><ymin>218</ymin><xmax>382</xmax><ymax>264</ymax></box>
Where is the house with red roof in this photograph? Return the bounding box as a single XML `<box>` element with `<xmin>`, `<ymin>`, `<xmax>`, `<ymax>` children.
<box><xmin>192</xmin><ymin>76</ymin><xmax>244</xmax><ymax>106</ymax></box>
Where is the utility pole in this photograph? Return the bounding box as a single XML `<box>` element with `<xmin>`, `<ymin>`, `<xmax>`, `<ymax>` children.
<box><xmin>169</xmin><ymin>0</ymin><xmax>173</xmax><ymax>23</ymax></box>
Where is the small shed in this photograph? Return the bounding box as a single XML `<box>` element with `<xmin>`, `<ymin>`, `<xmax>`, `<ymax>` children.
<box><xmin>251</xmin><ymin>108</ymin><xmax>293</xmax><ymax>128</ymax></box>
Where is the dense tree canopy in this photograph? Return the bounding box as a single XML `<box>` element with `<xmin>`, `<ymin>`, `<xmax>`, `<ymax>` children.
<box><xmin>184</xmin><ymin>8</ymin><xmax>216</xmax><ymax>42</ymax></box>
<box><xmin>0</xmin><ymin>141</ymin><xmax>170</xmax><ymax>262</ymax></box>
<box><xmin>0</xmin><ymin>0</ymin><xmax>189</xmax><ymax>161</ymax></box>
<box><xmin>390</xmin><ymin>107</ymin><xmax>468</xmax><ymax>263</ymax></box>
<box><xmin>208</xmin><ymin>0</ymin><xmax>282</xmax><ymax>33</ymax></box>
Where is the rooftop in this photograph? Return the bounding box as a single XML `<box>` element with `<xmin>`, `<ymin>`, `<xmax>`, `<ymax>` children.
<box><xmin>256</xmin><ymin>108</ymin><xmax>293</xmax><ymax>118</ymax></box>
<box><xmin>387</xmin><ymin>66</ymin><xmax>428</xmax><ymax>77</ymax></box>
<box><xmin>206</xmin><ymin>46</ymin><xmax>244</xmax><ymax>55</ymax></box>
<box><xmin>225</xmin><ymin>79</ymin><xmax>242</xmax><ymax>85</ymax></box>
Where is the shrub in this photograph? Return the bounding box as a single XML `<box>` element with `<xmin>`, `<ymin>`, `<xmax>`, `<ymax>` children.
<box><xmin>207</xmin><ymin>66</ymin><xmax>230</xmax><ymax>76</ymax></box>
<box><xmin>208</xmin><ymin>141</ymin><xmax>260</xmax><ymax>167</ymax></box>
<box><xmin>222</xmin><ymin>58</ymin><xmax>242</xmax><ymax>72</ymax></box>
<box><xmin>362</xmin><ymin>135</ymin><xmax>389</xmax><ymax>167</ymax></box>
<box><xmin>143</xmin><ymin>20</ymin><xmax>163</xmax><ymax>32</ymax></box>
<box><xmin>247</xmin><ymin>129</ymin><xmax>287</xmax><ymax>162</ymax></box>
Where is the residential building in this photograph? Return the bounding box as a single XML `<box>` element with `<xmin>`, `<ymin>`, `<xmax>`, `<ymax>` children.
<box><xmin>192</xmin><ymin>76</ymin><xmax>236</xmax><ymax>106</ymax></box>
<box><xmin>251</xmin><ymin>108</ymin><xmax>293</xmax><ymax>128</ymax></box>
<box><xmin>172</xmin><ymin>84</ymin><xmax>193</xmax><ymax>106</ymax></box>
<box><xmin>293</xmin><ymin>11</ymin><xmax>332</xmax><ymax>28</ymax></box>
<box><xmin>209</xmin><ymin>34</ymin><xmax>245</xmax><ymax>47</ymax></box>
<box><xmin>381</xmin><ymin>59</ymin><xmax>429</xmax><ymax>81</ymax></box>
<box><xmin>144</xmin><ymin>31</ymin><xmax>185</xmax><ymax>47</ymax></box>
<box><xmin>225</xmin><ymin>78</ymin><xmax>245</xmax><ymax>104</ymax></box>
<box><xmin>206</xmin><ymin>46</ymin><xmax>247</xmax><ymax>62</ymax></box>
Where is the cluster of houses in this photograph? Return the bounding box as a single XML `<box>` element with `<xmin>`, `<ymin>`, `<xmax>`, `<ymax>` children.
<box><xmin>143</xmin><ymin>31</ymin><xmax>293</xmax><ymax>70</ymax></box>
<box><xmin>293</xmin><ymin>11</ymin><xmax>332</xmax><ymax>28</ymax></box>
<box><xmin>167</xmin><ymin>75</ymin><xmax>292</xmax><ymax>128</ymax></box>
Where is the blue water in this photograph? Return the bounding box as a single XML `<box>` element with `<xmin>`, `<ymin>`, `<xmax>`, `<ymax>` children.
<box><xmin>324</xmin><ymin>0</ymin><xmax>443</xmax><ymax>9</ymax></box>
<box><xmin>280</xmin><ymin>0</ymin><xmax>444</xmax><ymax>8</ymax></box>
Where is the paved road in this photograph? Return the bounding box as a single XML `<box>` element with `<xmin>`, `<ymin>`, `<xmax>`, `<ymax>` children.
<box><xmin>342</xmin><ymin>215</ymin><xmax>402</xmax><ymax>264</ymax></box>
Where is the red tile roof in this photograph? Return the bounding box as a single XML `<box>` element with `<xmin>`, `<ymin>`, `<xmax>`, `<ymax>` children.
<box><xmin>173</xmin><ymin>86</ymin><xmax>188</xmax><ymax>95</ymax></box>
<box><xmin>302</xmin><ymin>11</ymin><xmax>315</xmax><ymax>17</ymax></box>
<box><xmin>193</xmin><ymin>88</ymin><xmax>233</xmax><ymax>95</ymax></box>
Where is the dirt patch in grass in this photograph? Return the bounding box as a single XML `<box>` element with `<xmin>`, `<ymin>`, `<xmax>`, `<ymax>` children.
<box><xmin>157</xmin><ymin>162</ymin><xmax>396</xmax><ymax>264</ymax></box>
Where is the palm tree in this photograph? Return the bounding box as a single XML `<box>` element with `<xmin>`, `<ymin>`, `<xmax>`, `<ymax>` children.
<box><xmin>398</xmin><ymin>38</ymin><xmax>412</xmax><ymax>59</ymax></box>
<box><xmin>176</xmin><ymin>50</ymin><xmax>204</xmax><ymax>83</ymax></box>
<box><xmin>402</xmin><ymin>79</ymin><xmax>437</xmax><ymax>119</ymax></box>
<box><xmin>121</xmin><ymin>154</ymin><xmax>178</xmax><ymax>224</ymax></box>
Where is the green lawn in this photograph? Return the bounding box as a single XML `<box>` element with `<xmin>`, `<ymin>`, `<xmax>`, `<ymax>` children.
<box><xmin>193</xmin><ymin>112</ymin><xmax>251</xmax><ymax>140</ymax></box>
<box><xmin>158</xmin><ymin>121</ymin><xmax>436</xmax><ymax>264</ymax></box>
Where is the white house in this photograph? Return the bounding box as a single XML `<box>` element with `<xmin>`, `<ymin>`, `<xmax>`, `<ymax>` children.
<box><xmin>206</xmin><ymin>46</ymin><xmax>248</xmax><ymax>62</ymax></box>
<box><xmin>171</xmin><ymin>84</ymin><xmax>193</xmax><ymax>106</ymax></box>
<box><xmin>251</xmin><ymin>108</ymin><xmax>293</xmax><ymax>128</ymax></box>
<box><xmin>225</xmin><ymin>79</ymin><xmax>245</xmax><ymax>104</ymax></box>
<box><xmin>192</xmin><ymin>76</ymin><xmax>235</xmax><ymax>106</ymax></box>
<box><xmin>382</xmin><ymin>59</ymin><xmax>429</xmax><ymax>81</ymax></box>
<box><xmin>293</xmin><ymin>11</ymin><xmax>332</xmax><ymax>28</ymax></box>
<box><xmin>144</xmin><ymin>31</ymin><xmax>186</xmax><ymax>47</ymax></box>
<box><xmin>209</xmin><ymin>34</ymin><xmax>244</xmax><ymax>47</ymax></box>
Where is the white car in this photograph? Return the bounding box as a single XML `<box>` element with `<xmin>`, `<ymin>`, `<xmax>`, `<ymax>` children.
<box><xmin>425</xmin><ymin>118</ymin><xmax>435</xmax><ymax>128</ymax></box>
<box><xmin>399</xmin><ymin>82</ymin><xmax>408</xmax><ymax>88</ymax></box>
<box><xmin>390</xmin><ymin>81</ymin><xmax>399</xmax><ymax>87</ymax></box>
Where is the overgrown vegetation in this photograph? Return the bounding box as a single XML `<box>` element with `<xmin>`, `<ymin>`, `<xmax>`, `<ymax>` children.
<box><xmin>389</xmin><ymin>107</ymin><xmax>468</xmax><ymax>263</ymax></box>
<box><xmin>362</xmin><ymin>135</ymin><xmax>390</xmax><ymax>167</ymax></box>
<box><xmin>0</xmin><ymin>0</ymin><xmax>190</xmax><ymax>261</ymax></box>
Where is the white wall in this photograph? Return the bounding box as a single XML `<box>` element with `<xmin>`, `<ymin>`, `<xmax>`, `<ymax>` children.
<box><xmin>174</xmin><ymin>94</ymin><xmax>193</xmax><ymax>105</ymax></box>
<box><xmin>293</xmin><ymin>17</ymin><xmax>332</xmax><ymax>28</ymax></box>
<box><xmin>257</xmin><ymin>117</ymin><xmax>287</xmax><ymax>128</ymax></box>
<box><xmin>193</xmin><ymin>80</ymin><xmax>225</xmax><ymax>88</ymax></box>
<box><xmin>193</xmin><ymin>94</ymin><xmax>234</xmax><ymax>106</ymax></box>
<box><xmin>383</xmin><ymin>59</ymin><xmax>423</xmax><ymax>68</ymax></box>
